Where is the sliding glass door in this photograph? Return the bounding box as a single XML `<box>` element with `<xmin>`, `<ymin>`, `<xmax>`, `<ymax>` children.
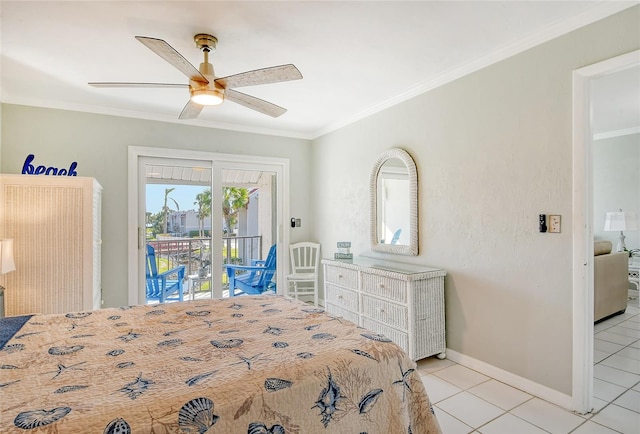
<box><xmin>129</xmin><ymin>148</ymin><xmax>288</xmax><ymax>306</ymax></box>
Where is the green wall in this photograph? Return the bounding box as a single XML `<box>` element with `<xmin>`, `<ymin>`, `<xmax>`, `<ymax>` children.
<box><xmin>1</xmin><ymin>106</ymin><xmax>311</xmax><ymax>307</ymax></box>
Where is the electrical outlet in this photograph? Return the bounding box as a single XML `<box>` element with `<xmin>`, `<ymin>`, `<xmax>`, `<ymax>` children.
<box><xmin>295</xmin><ymin>218</ymin><xmax>301</xmax><ymax>227</ymax></box>
<box><xmin>549</xmin><ymin>215</ymin><xmax>561</xmax><ymax>233</ymax></box>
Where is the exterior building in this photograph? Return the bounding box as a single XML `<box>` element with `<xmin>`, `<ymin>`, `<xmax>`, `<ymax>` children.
<box><xmin>168</xmin><ymin>210</ymin><xmax>211</xmax><ymax>236</ymax></box>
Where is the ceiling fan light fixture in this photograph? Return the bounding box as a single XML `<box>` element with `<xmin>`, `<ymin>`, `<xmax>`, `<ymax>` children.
<box><xmin>190</xmin><ymin>89</ymin><xmax>224</xmax><ymax>106</ymax></box>
<box><xmin>90</xmin><ymin>34</ymin><xmax>301</xmax><ymax>119</ymax></box>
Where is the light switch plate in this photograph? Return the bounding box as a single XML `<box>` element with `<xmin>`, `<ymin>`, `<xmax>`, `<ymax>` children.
<box><xmin>549</xmin><ymin>215</ymin><xmax>561</xmax><ymax>233</ymax></box>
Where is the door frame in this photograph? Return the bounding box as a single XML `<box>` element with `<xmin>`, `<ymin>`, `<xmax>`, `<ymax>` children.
<box><xmin>128</xmin><ymin>146</ymin><xmax>290</xmax><ymax>305</ymax></box>
<box><xmin>571</xmin><ymin>49</ymin><xmax>640</xmax><ymax>413</ymax></box>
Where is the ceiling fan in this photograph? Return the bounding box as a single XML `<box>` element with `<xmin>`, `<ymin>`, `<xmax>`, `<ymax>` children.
<box><xmin>89</xmin><ymin>34</ymin><xmax>302</xmax><ymax>119</ymax></box>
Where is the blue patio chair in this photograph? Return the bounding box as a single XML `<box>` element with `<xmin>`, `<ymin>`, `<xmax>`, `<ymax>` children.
<box><xmin>391</xmin><ymin>228</ymin><xmax>402</xmax><ymax>245</ymax></box>
<box><xmin>146</xmin><ymin>244</ymin><xmax>185</xmax><ymax>303</ymax></box>
<box><xmin>225</xmin><ymin>244</ymin><xmax>277</xmax><ymax>297</ymax></box>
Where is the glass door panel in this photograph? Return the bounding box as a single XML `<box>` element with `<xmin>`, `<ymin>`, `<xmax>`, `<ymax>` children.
<box><xmin>220</xmin><ymin>169</ymin><xmax>277</xmax><ymax>296</ymax></box>
<box><xmin>139</xmin><ymin>157</ymin><xmax>213</xmax><ymax>304</ymax></box>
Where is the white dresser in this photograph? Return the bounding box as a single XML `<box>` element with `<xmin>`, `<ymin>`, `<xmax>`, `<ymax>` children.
<box><xmin>322</xmin><ymin>257</ymin><xmax>446</xmax><ymax>361</ymax></box>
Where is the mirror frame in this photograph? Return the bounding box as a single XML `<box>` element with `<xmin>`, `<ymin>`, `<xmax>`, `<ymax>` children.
<box><xmin>370</xmin><ymin>148</ymin><xmax>418</xmax><ymax>256</ymax></box>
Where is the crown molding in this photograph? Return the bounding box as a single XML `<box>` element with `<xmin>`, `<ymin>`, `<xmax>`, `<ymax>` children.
<box><xmin>1</xmin><ymin>98</ymin><xmax>315</xmax><ymax>141</ymax></box>
<box><xmin>593</xmin><ymin>126</ymin><xmax>640</xmax><ymax>141</ymax></box>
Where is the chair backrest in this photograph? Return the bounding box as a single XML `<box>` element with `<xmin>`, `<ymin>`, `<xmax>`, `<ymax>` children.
<box><xmin>146</xmin><ymin>244</ymin><xmax>159</xmax><ymax>294</ymax></box>
<box><xmin>289</xmin><ymin>242</ymin><xmax>320</xmax><ymax>275</ymax></box>
<box><xmin>391</xmin><ymin>229</ymin><xmax>402</xmax><ymax>245</ymax></box>
<box><xmin>146</xmin><ymin>244</ymin><xmax>158</xmax><ymax>278</ymax></box>
<box><xmin>257</xmin><ymin>244</ymin><xmax>277</xmax><ymax>288</ymax></box>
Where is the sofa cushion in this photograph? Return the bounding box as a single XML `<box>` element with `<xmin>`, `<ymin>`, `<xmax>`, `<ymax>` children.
<box><xmin>594</xmin><ymin>240</ymin><xmax>613</xmax><ymax>256</ymax></box>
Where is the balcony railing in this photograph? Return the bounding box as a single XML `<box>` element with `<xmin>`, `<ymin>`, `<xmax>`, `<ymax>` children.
<box><xmin>147</xmin><ymin>235</ymin><xmax>263</xmax><ymax>289</ymax></box>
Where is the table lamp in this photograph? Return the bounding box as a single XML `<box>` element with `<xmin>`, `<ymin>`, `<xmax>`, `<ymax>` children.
<box><xmin>0</xmin><ymin>238</ymin><xmax>16</xmax><ymax>274</ymax></box>
<box><xmin>603</xmin><ymin>210</ymin><xmax>640</xmax><ymax>252</ymax></box>
<box><xmin>0</xmin><ymin>239</ymin><xmax>16</xmax><ymax>316</ymax></box>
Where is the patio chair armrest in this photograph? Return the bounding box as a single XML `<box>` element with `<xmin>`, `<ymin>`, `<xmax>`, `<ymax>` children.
<box><xmin>158</xmin><ymin>265</ymin><xmax>185</xmax><ymax>280</ymax></box>
<box><xmin>224</xmin><ymin>264</ymin><xmax>265</xmax><ymax>272</ymax></box>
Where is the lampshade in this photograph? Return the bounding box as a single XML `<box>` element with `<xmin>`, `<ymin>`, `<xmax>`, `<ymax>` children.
<box><xmin>603</xmin><ymin>210</ymin><xmax>640</xmax><ymax>252</ymax></box>
<box><xmin>603</xmin><ymin>211</ymin><xmax>640</xmax><ymax>231</ymax></box>
<box><xmin>0</xmin><ymin>238</ymin><xmax>16</xmax><ymax>274</ymax></box>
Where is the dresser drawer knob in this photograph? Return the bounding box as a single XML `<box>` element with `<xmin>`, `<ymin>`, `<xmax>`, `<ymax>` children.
<box><xmin>379</xmin><ymin>283</ymin><xmax>385</xmax><ymax>288</ymax></box>
<box><xmin>337</xmin><ymin>274</ymin><xmax>343</xmax><ymax>278</ymax></box>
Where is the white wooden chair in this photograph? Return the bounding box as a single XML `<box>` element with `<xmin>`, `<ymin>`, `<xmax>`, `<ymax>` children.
<box><xmin>286</xmin><ymin>242</ymin><xmax>321</xmax><ymax>306</ymax></box>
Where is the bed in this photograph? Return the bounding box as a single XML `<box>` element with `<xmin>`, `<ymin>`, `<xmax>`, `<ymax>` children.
<box><xmin>0</xmin><ymin>295</ymin><xmax>441</xmax><ymax>433</ymax></box>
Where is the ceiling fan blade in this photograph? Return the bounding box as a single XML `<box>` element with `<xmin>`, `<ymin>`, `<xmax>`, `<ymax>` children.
<box><xmin>225</xmin><ymin>89</ymin><xmax>287</xmax><ymax>118</ymax></box>
<box><xmin>135</xmin><ymin>36</ymin><xmax>208</xmax><ymax>83</ymax></box>
<box><xmin>216</xmin><ymin>64</ymin><xmax>302</xmax><ymax>89</ymax></box>
<box><xmin>178</xmin><ymin>99</ymin><xmax>204</xmax><ymax>120</ymax></box>
<box><xmin>89</xmin><ymin>82</ymin><xmax>189</xmax><ymax>89</ymax></box>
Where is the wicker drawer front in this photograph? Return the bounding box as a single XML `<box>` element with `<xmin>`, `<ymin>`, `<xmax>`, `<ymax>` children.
<box><xmin>414</xmin><ymin>317</ymin><xmax>446</xmax><ymax>359</ymax></box>
<box><xmin>361</xmin><ymin>317</ymin><xmax>409</xmax><ymax>353</ymax></box>
<box><xmin>361</xmin><ymin>296</ymin><xmax>407</xmax><ymax>330</ymax></box>
<box><xmin>325</xmin><ymin>283</ymin><xmax>358</xmax><ymax>312</ymax></box>
<box><xmin>325</xmin><ymin>303</ymin><xmax>359</xmax><ymax>325</ymax></box>
<box><xmin>324</xmin><ymin>265</ymin><xmax>358</xmax><ymax>289</ymax></box>
<box><xmin>323</xmin><ymin>259</ymin><xmax>446</xmax><ymax>361</ymax></box>
<box><xmin>360</xmin><ymin>273</ymin><xmax>407</xmax><ymax>303</ymax></box>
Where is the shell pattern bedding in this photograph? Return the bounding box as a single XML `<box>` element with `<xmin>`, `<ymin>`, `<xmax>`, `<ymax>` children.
<box><xmin>0</xmin><ymin>295</ymin><xmax>441</xmax><ymax>433</ymax></box>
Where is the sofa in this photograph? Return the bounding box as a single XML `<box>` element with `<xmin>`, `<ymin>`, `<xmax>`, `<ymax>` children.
<box><xmin>594</xmin><ymin>240</ymin><xmax>629</xmax><ymax>322</ymax></box>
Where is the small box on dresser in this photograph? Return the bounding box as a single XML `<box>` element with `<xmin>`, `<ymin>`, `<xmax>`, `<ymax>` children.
<box><xmin>322</xmin><ymin>257</ymin><xmax>447</xmax><ymax>361</ymax></box>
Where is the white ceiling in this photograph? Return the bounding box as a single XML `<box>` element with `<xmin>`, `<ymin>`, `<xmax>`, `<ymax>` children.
<box><xmin>1</xmin><ymin>1</ymin><xmax>637</xmax><ymax>140</ymax></box>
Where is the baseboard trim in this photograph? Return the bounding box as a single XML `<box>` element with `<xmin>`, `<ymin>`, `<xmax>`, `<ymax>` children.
<box><xmin>446</xmin><ymin>349</ymin><xmax>574</xmax><ymax>411</ymax></box>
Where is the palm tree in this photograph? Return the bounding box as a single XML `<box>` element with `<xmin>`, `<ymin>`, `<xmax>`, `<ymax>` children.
<box><xmin>162</xmin><ymin>187</ymin><xmax>180</xmax><ymax>234</ymax></box>
<box><xmin>194</xmin><ymin>188</ymin><xmax>212</xmax><ymax>237</ymax></box>
<box><xmin>222</xmin><ymin>187</ymin><xmax>249</xmax><ymax>235</ymax></box>
<box><xmin>147</xmin><ymin>211</ymin><xmax>164</xmax><ymax>238</ymax></box>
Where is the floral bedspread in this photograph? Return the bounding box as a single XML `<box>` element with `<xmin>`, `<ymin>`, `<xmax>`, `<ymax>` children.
<box><xmin>0</xmin><ymin>295</ymin><xmax>441</xmax><ymax>433</ymax></box>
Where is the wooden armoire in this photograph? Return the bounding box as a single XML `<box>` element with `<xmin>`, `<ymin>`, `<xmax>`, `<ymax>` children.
<box><xmin>0</xmin><ymin>175</ymin><xmax>102</xmax><ymax>315</ymax></box>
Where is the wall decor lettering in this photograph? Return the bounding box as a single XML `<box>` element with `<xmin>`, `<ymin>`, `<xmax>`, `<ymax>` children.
<box><xmin>22</xmin><ymin>154</ymin><xmax>78</xmax><ymax>176</ymax></box>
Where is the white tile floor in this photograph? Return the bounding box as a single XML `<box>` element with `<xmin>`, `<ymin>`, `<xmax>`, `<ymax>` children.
<box><xmin>418</xmin><ymin>294</ymin><xmax>640</xmax><ymax>433</ymax></box>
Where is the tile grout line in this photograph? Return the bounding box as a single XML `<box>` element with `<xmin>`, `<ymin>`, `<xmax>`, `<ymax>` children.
<box><xmin>474</xmin><ymin>396</ymin><xmax>555</xmax><ymax>434</ymax></box>
<box><xmin>593</xmin><ymin>314</ymin><xmax>640</xmax><ymax>418</ymax></box>
<box><xmin>590</xmin><ymin>310</ymin><xmax>640</xmax><ymax>431</ymax></box>
<box><xmin>420</xmin><ymin>302</ymin><xmax>640</xmax><ymax>433</ymax></box>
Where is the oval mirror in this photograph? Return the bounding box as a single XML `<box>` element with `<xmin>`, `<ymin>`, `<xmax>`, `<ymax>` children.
<box><xmin>370</xmin><ymin>148</ymin><xmax>418</xmax><ymax>255</ymax></box>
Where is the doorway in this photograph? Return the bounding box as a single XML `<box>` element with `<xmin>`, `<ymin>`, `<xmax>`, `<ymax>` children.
<box><xmin>128</xmin><ymin>146</ymin><xmax>290</xmax><ymax>306</ymax></box>
<box><xmin>572</xmin><ymin>49</ymin><xmax>640</xmax><ymax>413</ymax></box>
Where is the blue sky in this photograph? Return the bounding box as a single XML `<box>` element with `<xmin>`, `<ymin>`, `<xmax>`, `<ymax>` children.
<box><xmin>146</xmin><ymin>184</ymin><xmax>209</xmax><ymax>214</ymax></box>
